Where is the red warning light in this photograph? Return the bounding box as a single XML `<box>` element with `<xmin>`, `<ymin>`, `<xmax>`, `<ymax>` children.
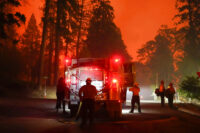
<box><xmin>65</xmin><ymin>58</ymin><xmax>71</xmax><ymax>66</ymax></box>
<box><xmin>112</xmin><ymin>79</ymin><xmax>118</xmax><ymax>83</ymax></box>
<box><xmin>66</xmin><ymin>59</ymin><xmax>69</xmax><ymax>63</ymax></box>
<box><xmin>114</xmin><ymin>58</ymin><xmax>120</xmax><ymax>63</ymax></box>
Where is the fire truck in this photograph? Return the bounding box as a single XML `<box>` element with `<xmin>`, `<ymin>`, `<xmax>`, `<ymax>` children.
<box><xmin>64</xmin><ymin>56</ymin><xmax>135</xmax><ymax>118</ymax></box>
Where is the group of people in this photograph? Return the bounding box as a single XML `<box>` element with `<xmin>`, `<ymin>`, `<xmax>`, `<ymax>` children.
<box><xmin>56</xmin><ymin>77</ymin><xmax>176</xmax><ymax>127</ymax></box>
<box><xmin>157</xmin><ymin>80</ymin><xmax>176</xmax><ymax>108</ymax></box>
<box><xmin>129</xmin><ymin>80</ymin><xmax>176</xmax><ymax>114</ymax></box>
<box><xmin>56</xmin><ymin>77</ymin><xmax>97</xmax><ymax>127</ymax></box>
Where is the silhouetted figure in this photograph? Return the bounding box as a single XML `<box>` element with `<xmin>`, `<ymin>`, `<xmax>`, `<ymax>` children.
<box><xmin>129</xmin><ymin>83</ymin><xmax>141</xmax><ymax>113</ymax></box>
<box><xmin>166</xmin><ymin>83</ymin><xmax>175</xmax><ymax>108</ymax></box>
<box><xmin>159</xmin><ymin>80</ymin><xmax>165</xmax><ymax>107</ymax></box>
<box><xmin>101</xmin><ymin>83</ymin><xmax>110</xmax><ymax>100</ymax></box>
<box><xmin>56</xmin><ymin>77</ymin><xmax>67</xmax><ymax>113</ymax></box>
<box><xmin>79</xmin><ymin>78</ymin><xmax>97</xmax><ymax>127</ymax></box>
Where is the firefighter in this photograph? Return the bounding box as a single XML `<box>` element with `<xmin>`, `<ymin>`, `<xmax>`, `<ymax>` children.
<box><xmin>166</xmin><ymin>83</ymin><xmax>175</xmax><ymax>108</ymax></box>
<box><xmin>159</xmin><ymin>80</ymin><xmax>165</xmax><ymax>107</ymax></box>
<box><xmin>101</xmin><ymin>83</ymin><xmax>110</xmax><ymax>100</ymax></box>
<box><xmin>78</xmin><ymin>78</ymin><xmax>97</xmax><ymax>126</ymax></box>
<box><xmin>56</xmin><ymin>77</ymin><xmax>67</xmax><ymax>113</ymax></box>
<box><xmin>129</xmin><ymin>82</ymin><xmax>141</xmax><ymax>113</ymax></box>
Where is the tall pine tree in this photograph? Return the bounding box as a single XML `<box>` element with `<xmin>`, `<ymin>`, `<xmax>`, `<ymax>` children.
<box><xmin>83</xmin><ymin>0</ymin><xmax>131</xmax><ymax>61</ymax></box>
<box><xmin>22</xmin><ymin>14</ymin><xmax>41</xmax><ymax>83</ymax></box>
<box><xmin>0</xmin><ymin>0</ymin><xmax>26</xmax><ymax>82</ymax></box>
<box><xmin>137</xmin><ymin>26</ymin><xmax>174</xmax><ymax>84</ymax></box>
<box><xmin>175</xmin><ymin>0</ymin><xmax>200</xmax><ymax>77</ymax></box>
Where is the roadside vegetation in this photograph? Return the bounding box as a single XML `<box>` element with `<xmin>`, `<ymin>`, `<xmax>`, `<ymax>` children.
<box><xmin>179</xmin><ymin>76</ymin><xmax>200</xmax><ymax>103</ymax></box>
<box><xmin>136</xmin><ymin>0</ymin><xmax>200</xmax><ymax>103</ymax></box>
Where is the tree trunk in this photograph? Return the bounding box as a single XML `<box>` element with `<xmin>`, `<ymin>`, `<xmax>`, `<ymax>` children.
<box><xmin>47</xmin><ymin>26</ymin><xmax>54</xmax><ymax>86</ymax></box>
<box><xmin>54</xmin><ymin>0</ymin><xmax>62</xmax><ymax>85</ymax></box>
<box><xmin>38</xmin><ymin>0</ymin><xmax>50</xmax><ymax>89</ymax></box>
<box><xmin>76</xmin><ymin>0</ymin><xmax>84</xmax><ymax>60</ymax></box>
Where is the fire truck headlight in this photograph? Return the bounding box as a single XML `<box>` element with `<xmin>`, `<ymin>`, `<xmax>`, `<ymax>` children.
<box><xmin>66</xmin><ymin>79</ymin><xmax>71</xmax><ymax>83</ymax></box>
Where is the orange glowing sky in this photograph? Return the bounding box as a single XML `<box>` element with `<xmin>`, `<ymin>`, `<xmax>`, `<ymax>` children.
<box><xmin>19</xmin><ymin>0</ymin><xmax>177</xmax><ymax>60</ymax></box>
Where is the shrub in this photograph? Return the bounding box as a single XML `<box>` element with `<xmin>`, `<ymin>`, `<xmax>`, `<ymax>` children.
<box><xmin>179</xmin><ymin>76</ymin><xmax>200</xmax><ymax>100</ymax></box>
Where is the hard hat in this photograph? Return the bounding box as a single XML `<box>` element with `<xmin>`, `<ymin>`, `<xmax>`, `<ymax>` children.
<box><xmin>134</xmin><ymin>82</ymin><xmax>139</xmax><ymax>86</ymax></box>
<box><xmin>86</xmin><ymin>78</ymin><xmax>92</xmax><ymax>82</ymax></box>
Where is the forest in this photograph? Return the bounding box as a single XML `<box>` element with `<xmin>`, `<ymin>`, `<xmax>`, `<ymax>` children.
<box><xmin>0</xmin><ymin>0</ymin><xmax>131</xmax><ymax>91</ymax></box>
<box><xmin>0</xmin><ymin>0</ymin><xmax>200</xmax><ymax>99</ymax></box>
<box><xmin>136</xmin><ymin>0</ymin><xmax>200</xmax><ymax>100</ymax></box>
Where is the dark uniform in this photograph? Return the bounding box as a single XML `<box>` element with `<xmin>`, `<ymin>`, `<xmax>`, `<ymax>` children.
<box><xmin>56</xmin><ymin>77</ymin><xmax>68</xmax><ymax>113</ymax></box>
<box><xmin>166</xmin><ymin>83</ymin><xmax>175</xmax><ymax>108</ymax></box>
<box><xmin>129</xmin><ymin>83</ymin><xmax>141</xmax><ymax>113</ymax></box>
<box><xmin>101</xmin><ymin>83</ymin><xmax>110</xmax><ymax>100</ymax></box>
<box><xmin>159</xmin><ymin>80</ymin><xmax>165</xmax><ymax>107</ymax></box>
<box><xmin>79</xmin><ymin>78</ymin><xmax>97</xmax><ymax>126</ymax></box>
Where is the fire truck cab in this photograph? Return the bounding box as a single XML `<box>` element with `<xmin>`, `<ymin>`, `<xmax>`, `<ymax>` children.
<box><xmin>65</xmin><ymin>57</ymin><xmax>135</xmax><ymax>118</ymax></box>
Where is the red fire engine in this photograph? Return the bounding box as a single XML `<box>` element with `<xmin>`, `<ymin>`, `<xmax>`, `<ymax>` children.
<box><xmin>65</xmin><ymin>56</ymin><xmax>135</xmax><ymax>118</ymax></box>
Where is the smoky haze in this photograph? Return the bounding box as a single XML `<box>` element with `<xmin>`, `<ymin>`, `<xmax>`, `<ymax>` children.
<box><xmin>19</xmin><ymin>0</ymin><xmax>176</xmax><ymax>60</ymax></box>
<box><xmin>111</xmin><ymin>0</ymin><xmax>177</xmax><ymax>60</ymax></box>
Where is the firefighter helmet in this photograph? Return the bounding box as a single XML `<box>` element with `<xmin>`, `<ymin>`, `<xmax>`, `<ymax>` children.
<box><xmin>86</xmin><ymin>78</ymin><xmax>92</xmax><ymax>82</ymax></box>
<box><xmin>134</xmin><ymin>82</ymin><xmax>139</xmax><ymax>86</ymax></box>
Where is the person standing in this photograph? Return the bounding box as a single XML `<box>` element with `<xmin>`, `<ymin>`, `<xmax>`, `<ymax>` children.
<box><xmin>78</xmin><ymin>78</ymin><xmax>97</xmax><ymax>126</ymax></box>
<box><xmin>129</xmin><ymin>83</ymin><xmax>141</xmax><ymax>113</ymax></box>
<box><xmin>159</xmin><ymin>80</ymin><xmax>165</xmax><ymax>107</ymax></box>
<box><xmin>166</xmin><ymin>83</ymin><xmax>175</xmax><ymax>108</ymax></box>
<box><xmin>101</xmin><ymin>83</ymin><xmax>110</xmax><ymax>100</ymax></box>
<box><xmin>56</xmin><ymin>77</ymin><xmax>67</xmax><ymax>113</ymax></box>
